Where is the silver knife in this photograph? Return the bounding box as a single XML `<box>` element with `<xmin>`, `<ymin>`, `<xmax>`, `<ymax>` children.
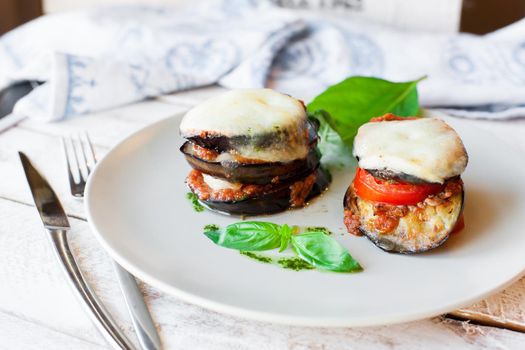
<box><xmin>19</xmin><ymin>152</ymin><xmax>136</xmax><ymax>350</ymax></box>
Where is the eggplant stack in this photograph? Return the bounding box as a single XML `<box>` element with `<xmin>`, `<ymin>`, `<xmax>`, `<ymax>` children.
<box><xmin>344</xmin><ymin>114</ymin><xmax>468</xmax><ymax>254</ymax></box>
<box><xmin>180</xmin><ymin>89</ymin><xmax>330</xmax><ymax>216</ymax></box>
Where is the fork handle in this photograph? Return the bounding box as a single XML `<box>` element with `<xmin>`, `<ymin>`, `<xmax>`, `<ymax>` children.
<box><xmin>114</xmin><ymin>263</ymin><xmax>162</xmax><ymax>350</ymax></box>
<box><xmin>47</xmin><ymin>229</ymin><xmax>136</xmax><ymax>350</ymax></box>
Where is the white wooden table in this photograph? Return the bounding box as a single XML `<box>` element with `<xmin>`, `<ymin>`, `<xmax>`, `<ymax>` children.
<box><xmin>1</xmin><ymin>86</ymin><xmax>524</xmax><ymax>349</ymax></box>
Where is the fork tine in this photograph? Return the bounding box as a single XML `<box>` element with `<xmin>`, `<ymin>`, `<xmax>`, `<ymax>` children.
<box><xmin>80</xmin><ymin>132</ymin><xmax>96</xmax><ymax>173</ymax></box>
<box><xmin>85</xmin><ymin>132</ymin><xmax>97</xmax><ymax>165</ymax></box>
<box><xmin>70</xmin><ymin>135</ymin><xmax>84</xmax><ymax>182</ymax></box>
<box><xmin>62</xmin><ymin>137</ymin><xmax>76</xmax><ymax>186</ymax></box>
<box><xmin>62</xmin><ymin>132</ymin><xmax>97</xmax><ymax>198</ymax></box>
<box><xmin>77</xmin><ymin>133</ymin><xmax>91</xmax><ymax>176</ymax></box>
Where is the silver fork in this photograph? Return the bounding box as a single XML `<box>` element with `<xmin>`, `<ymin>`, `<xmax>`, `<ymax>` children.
<box><xmin>62</xmin><ymin>133</ymin><xmax>162</xmax><ymax>350</ymax></box>
<box><xmin>62</xmin><ymin>133</ymin><xmax>96</xmax><ymax>197</ymax></box>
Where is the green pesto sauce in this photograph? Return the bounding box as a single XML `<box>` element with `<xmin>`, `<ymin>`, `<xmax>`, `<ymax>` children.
<box><xmin>240</xmin><ymin>251</ymin><xmax>273</xmax><ymax>264</ymax></box>
<box><xmin>239</xmin><ymin>251</ymin><xmax>315</xmax><ymax>271</ymax></box>
<box><xmin>186</xmin><ymin>192</ymin><xmax>204</xmax><ymax>212</ymax></box>
<box><xmin>277</xmin><ymin>257</ymin><xmax>315</xmax><ymax>271</ymax></box>
<box><xmin>203</xmin><ymin>224</ymin><xmax>219</xmax><ymax>231</ymax></box>
<box><xmin>304</xmin><ymin>226</ymin><xmax>332</xmax><ymax>235</ymax></box>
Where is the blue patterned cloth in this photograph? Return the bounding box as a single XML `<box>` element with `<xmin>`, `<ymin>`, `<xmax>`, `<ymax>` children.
<box><xmin>0</xmin><ymin>0</ymin><xmax>524</xmax><ymax>121</ymax></box>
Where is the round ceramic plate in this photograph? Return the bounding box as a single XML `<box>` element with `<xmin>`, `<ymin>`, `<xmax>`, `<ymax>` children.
<box><xmin>85</xmin><ymin>113</ymin><xmax>525</xmax><ymax>327</ymax></box>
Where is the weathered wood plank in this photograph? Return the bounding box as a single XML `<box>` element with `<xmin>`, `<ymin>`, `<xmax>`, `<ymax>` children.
<box><xmin>0</xmin><ymin>127</ymin><xmax>106</xmax><ymax>218</ymax></box>
<box><xmin>454</xmin><ymin>278</ymin><xmax>525</xmax><ymax>331</ymax></box>
<box><xmin>0</xmin><ymin>100</ymin><xmax>187</xmax><ymax>218</ymax></box>
<box><xmin>0</xmin><ymin>199</ymin><xmax>123</xmax><ymax>348</ymax></box>
<box><xmin>1</xmin><ymin>198</ymin><xmax>524</xmax><ymax>349</ymax></box>
<box><xmin>19</xmin><ymin>100</ymin><xmax>188</xmax><ymax>148</ymax></box>
<box><xmin>1</xmin><ymin>89</ymin><xmax>525</xmax><ymax>347</ymax></box>
<box><xmin>0</xmin><ymin>311</ymin><xmax>109</xmax><ymax>350</ymax></box>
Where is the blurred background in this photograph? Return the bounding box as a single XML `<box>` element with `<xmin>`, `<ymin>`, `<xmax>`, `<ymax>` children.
<box><xmin>2</xmin><ymin>0</ymin><xmax>525</xmax><ymax>122</ymax></box>
<box><xmin>1</xmin><ymin>0</ymin><xmax>524</xmax><ymax>35</ymax></box>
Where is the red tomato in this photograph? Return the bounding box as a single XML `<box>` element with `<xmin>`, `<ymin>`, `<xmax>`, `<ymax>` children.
<box><xmin>353</xmin><ymin>168</ymin><xmax>444</xmax><ymax>206</ymax></box>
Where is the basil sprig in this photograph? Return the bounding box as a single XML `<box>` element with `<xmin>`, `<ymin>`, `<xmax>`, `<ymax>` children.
<box><xmin>204</xmin><ymin>221</ymin><xmax>362</xmax><ymax>273</ymax></box>
<box><xmin>291</xmin><ymin>232</ymin><xmax>362</xmax><ymax>272</ymax></box>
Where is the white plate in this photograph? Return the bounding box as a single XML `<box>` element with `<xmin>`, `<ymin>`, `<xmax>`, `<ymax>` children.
<box><xmin>85</xmin><ymin>113</ymin><xmax>525</xmax><ymax>327</ymax></box>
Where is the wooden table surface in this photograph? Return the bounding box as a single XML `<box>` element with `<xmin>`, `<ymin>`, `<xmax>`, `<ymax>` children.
<box><xmin>1</xmin><ymin>86</ymin><xmax>524</xmax><ymax>349</ymax></box>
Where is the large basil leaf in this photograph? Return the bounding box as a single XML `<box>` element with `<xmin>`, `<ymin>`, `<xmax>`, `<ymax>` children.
<box><xmin>308</xmin><ymin>110</ymin><xmax>355</xmax><ymax>170</ymax></box>
<box><xmin>291</xmin><ymin>232</ymin><xmax>362</xmax><ymax>273</ymax></box>
<box><xmin>307</xmin><ymin>76</ymin><xmax>424</xmax><ymax>148</ymax></box>
<box><xmin>204</xmin><ymin>221</ymin><xmax>282</xmax><ymax>251</ymax></box>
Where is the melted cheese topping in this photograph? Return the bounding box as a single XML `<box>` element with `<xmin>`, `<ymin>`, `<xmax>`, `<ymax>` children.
<box><xmin>179</xmin><ymin>89</ymin><xmax>310</xmax><ymax>163</ymax></box>
<box><xmin>180</xmin><ymin>89</ymin><xmax>307</xmax><ymax>138</ymax></box>
<box><xmin>202</xmin><ymin>174</ymin><xmax>242</xmax><ymax>191</ymax></box>
<box><xmin>353</xmin><ymin>118</ymin><xmax>468</xmax><ymax>184</ymax></box>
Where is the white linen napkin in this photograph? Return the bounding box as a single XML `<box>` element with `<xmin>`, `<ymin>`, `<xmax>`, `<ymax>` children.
<box><xmin>1</xmin><ymin>0</ymin><xmax>524</xmax><ymax>121</ymax></box>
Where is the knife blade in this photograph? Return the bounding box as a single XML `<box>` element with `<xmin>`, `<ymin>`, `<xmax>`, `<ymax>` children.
<box><xmin>19</xmin><ymin>152</ymin><xmax>136</xmax><ymax>350</ymax></box>
<box><xmin>19</xmin><ymin>152</ymin><xmax>70</xmax><ymax>229</ymax></box>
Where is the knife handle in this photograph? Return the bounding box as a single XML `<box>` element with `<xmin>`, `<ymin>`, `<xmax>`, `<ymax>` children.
<box><xmin>47</xmin><ymin>229</ymin><xmax>136</xmax><ymax>350</ymax></box>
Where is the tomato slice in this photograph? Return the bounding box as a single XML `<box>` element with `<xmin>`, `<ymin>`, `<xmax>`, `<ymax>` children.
<box><xmin>353</xmin><ymin>168</ymin><xmax>444</xmax><ymax>205</ymax></box>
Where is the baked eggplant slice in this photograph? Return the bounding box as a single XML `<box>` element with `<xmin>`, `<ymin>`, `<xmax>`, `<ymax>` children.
<box><xmin>180</xmin><ymin>89</ymin><xmax>315</xmax><ymax>164</ymax></box>
<box><xmin>365</xmin><ymin>168</ymin><xmax>435</xmax><ymax>185</ymax></box>
<box><xmin>185</xmin><ymin>117</ymin><xmax>318</xmax><ymax>158</ymax></box>
<box><xmin>197</xmin><ymin>167</ymin><xmax>331</xmax><ymax>216</ymax></box>
<box><xmin>181</xmin><ymin>142</ymin><xmax>321</xmax><ymax>185</ymax></box>
<box><xmin>344</xmin><ymin>186</ymin><xmax>464</xmax><ymax>254</ymax></box>
<box><xmin>187</xmin><ymin>118</ymin><xmax>318</xmax><ymax>153</ymax></box>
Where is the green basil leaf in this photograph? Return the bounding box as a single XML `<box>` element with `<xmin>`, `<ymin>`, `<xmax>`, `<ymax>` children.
<box><xmin>204</xmin><ymin>221</ymin><xmax>282</xmax><ymax>251</ymax></box>
<box><xmin>279</xmin><ymin>224</ymin><xmax>292</xmax><ymax>252</ymax></box>
<box><xmin>291</xmin><ymin>232</ymin><xmax>362</xmax><ymax>273</ymax></box>
<box><xmin>307</xmin><ymin>76</ymin><xmax>425</xmax><ymax>148</ymax></box>
<box><xmin>308</xmin><ymin>110</ymin><xmax>355</xmax><ymax>170</ymax></box>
